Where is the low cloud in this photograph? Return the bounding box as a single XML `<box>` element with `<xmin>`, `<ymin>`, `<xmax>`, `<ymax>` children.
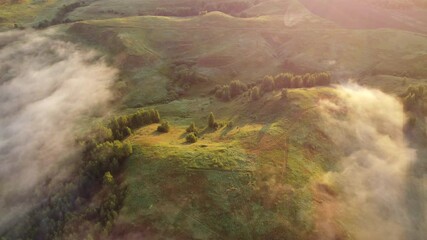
<box><xmin>0</xmin><ymin>30</ymin><xmax>117</xmax><ymax>230</ymax></box>
<box><xmin>319</xmin><ymin>83</ymin><xmax>417</xmax><ymax>240</ymax></box>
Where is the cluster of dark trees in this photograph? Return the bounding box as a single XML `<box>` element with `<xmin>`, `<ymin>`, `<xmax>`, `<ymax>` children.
<box><xmin>167</xmin><ymin>64</ymin><xmax>209</xmax><ymax>99</ymax></box>
<box><xmin>99</xmin><ymin>9</ymin><xmax>125</xmax><ymax>15</ymax></box>
<box><xmin>265</xmin><ymin>72</ymin><xmax>332</xmax><ymax>90</ymax></box>
<box><xmin>34</xmin><ymin>2</ymin><xmax>85</xmax><ymax>29</ymax></box>
<box><xmin>214</xmin><ymin>72</ymin><xmax>331</xmax><ymax>101</ymax></box>
<box><xmin>402</xmin><ymin>86</ymin><xmax>427</xmax><ymax>142</ymax></box>
<box><xmin>215</xmin><ymin>80</ymin><xmax>248</xmax><ymax>101</ymax></box>
<box><xmin>172</xmin><ymin>65</ymin><xmax>208</xmax><ymax>87</ymax></box>
<box><xmin>182</xmin><ymin>112</ymin><xmax>225</xmax><ymax>143</ymax></box>
<box><xmin>3</xmin><ymin>109</ymin><xmax>162</xmax><ymax>239</ymax></box>
<box><xmin>402</xmin><ymin>85</ymin><xmax>426</xmax><ymax>112</ymax></box>
<box><xmin>108</xmin><ymin>109</ymin><xmax>160</xmax><ymax>140</ymax></box>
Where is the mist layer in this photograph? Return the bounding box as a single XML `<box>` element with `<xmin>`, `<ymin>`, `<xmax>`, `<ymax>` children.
<box><xmin>320</xmin><ymin>83</ymin><xmax>416</xmax><ymax>240</ymax></box>
<box><xmin>0</xmin><ymin>30</ymin><xmax>116</xmax><ymax>229</ymax></box>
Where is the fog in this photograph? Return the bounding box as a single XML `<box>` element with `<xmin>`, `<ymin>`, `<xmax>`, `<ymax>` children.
<box><xmin>0</xmin><ymin>30</ymin><xmax>116</xmax><ymax>230</ymax></box>
<box><xmin>319</xmin><ymin>83</ymin><xmax>418</xmax><ymax>240</ymax></box>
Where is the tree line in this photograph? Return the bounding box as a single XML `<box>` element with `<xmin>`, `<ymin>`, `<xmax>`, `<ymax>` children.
<box><xmin>214</xmin><ymin>72</ymin><xmax>332</xmax><ymax>101</ymax></box>
<box><xmin>34</xmin><ymin>1</ymin><xmax>86</xmax><ymax>29</ymax></box>
<box><xmin>108</xmin><ymin>109</ymin><xmax>160</xmax><ymax>140</ymax></box>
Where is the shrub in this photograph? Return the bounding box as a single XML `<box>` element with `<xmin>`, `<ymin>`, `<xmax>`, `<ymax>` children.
<box><xmin>157</xmin><ymin>121</ymin><xmax>170</xmax><ymax>133</ymax></box>
<box><xmin>186</xmin><ymin>133</ymin><xmax>198</xmax><ymax>143</ymax></box>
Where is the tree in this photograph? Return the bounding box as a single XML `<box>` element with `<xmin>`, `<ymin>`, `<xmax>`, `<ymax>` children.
<box><xmin>186</xmin><ymin>133</ymin><xmax>198</xmax><ymax>143</ymax></box>
<box><xmin>302</xmin><ymin>73</ymin><xmax>311</xmax><ymax>87</ymax></box>
<box><xmin>222</xmin><ymin>85</ymin><xmax>231</xmax><ymax>101</ymax></box>
<box><xmin>281</xmin><ymin>88</ymin><xmax>288</xmax><ymax>100</ymax></box>
<box><xmin>229</xmin><ymin>80</ymin><xmax>247</xmax><ymax>98</ymax></box>
<box><xmin>186</xmin><ymin>122</ymin><xmax>198</xmax><ymax>134</ymax></box>
<box><xmin>89</xmin><ymin>124</ymin><xmax>113</xmax><ymax>144</ymax></box>
<box><xmin>292</xmin><ymin>76</ymin><xmax>303</xmax><ymax>88</ymax></box>
<box><xmin>215</xmin><ymin>85</ymin><xmax>232</xmax><ymax>101</ymax></box>
<box><xmin>274</xmin><ymin>72</ymin><xmax>293</xmax><ymax>89</ymax></box>
<box><xmin>151</xmin><ymin>110</ymin><xmax>161</xmax><ymax>123</ymax></box>
<box><xmin>103</xmin><ymin>172</ymin><xmax>114</xmax><ymax>185</ymax></box>
<box><xmin>260</xmin><ymin>75</ymin><xmax>275</xmax><ymax>93</ymax></box>
<box><xmin>157</xmin><ymin>121</ymin><xmax>170</xmax><ymax>133</ymax></box>
<box><xmin>316</xmin><ymin>72</ymin><xmax>331</xmax><ymax>86</ymax></box>
<box><xmin>250</xmin><ymin>86</ymin><xmax>260</xmax><ymax>101</ymax></box>
<box><xmin>208</xmin><ymin>112</ymin><xmax>216</xmax><ymax>129</ymax></box>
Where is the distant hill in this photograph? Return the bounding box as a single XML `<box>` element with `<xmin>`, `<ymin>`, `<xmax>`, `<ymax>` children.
<box><xmin>299</xmin><ymin>0</ymin><xmax>427</xmax><ymax>33</ymax></box>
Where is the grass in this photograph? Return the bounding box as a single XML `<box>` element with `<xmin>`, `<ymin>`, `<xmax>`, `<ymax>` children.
<box><xmin>112</xmin><ymin>86</ymin><xmax>342</xmax><ymax>238</ymax></box>
<box><xmin>0</xmin><ymin>0</ymin><xmax>76</xmax><ymax>28</ymax></box>
<box><xmin>4</xmin><ymin>0</ymin><xmax>425</xmax><ymax>238</ymax></box>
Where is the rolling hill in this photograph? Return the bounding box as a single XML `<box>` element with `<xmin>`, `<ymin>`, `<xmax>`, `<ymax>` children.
<box><xmin>1</xmin><ymin>0</ymin><xmax>426</xmax><ymax>239</ymax></box>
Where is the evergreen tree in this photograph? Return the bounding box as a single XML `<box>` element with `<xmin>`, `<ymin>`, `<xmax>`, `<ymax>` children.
<box><xmin>208</xmin><ymin>112</ymin><xmax>216</xmax><ymax>128</ymax></box>
<box><xmin>186</xmin><ymin>122</ymin><xmax>198</xmax><ymax>134</ymax></box>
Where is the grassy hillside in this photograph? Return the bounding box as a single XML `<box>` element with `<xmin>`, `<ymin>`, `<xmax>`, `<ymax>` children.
<box><xmin>109</xmin><ymin>87</ymin><xmax>344</xmax><ymax>239</ymax></box>
<box><xmin>0</xmin><ymin>0</ymin><xmax>81</xmax><ymax>29</ymax></box>
<box><xmin>1</xmin><ymin>0</ymin><xmax>426</xmax><ymax>239</ymax></box>
<box><xmin>60</xmin><ymin>6</ymin><xmax>426</xmax><ymax>238</ymax></box>
<box><xmin>67</xmin><ymin>12</ymin><xmax>427</xmax><ymax>107</ymax></box>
